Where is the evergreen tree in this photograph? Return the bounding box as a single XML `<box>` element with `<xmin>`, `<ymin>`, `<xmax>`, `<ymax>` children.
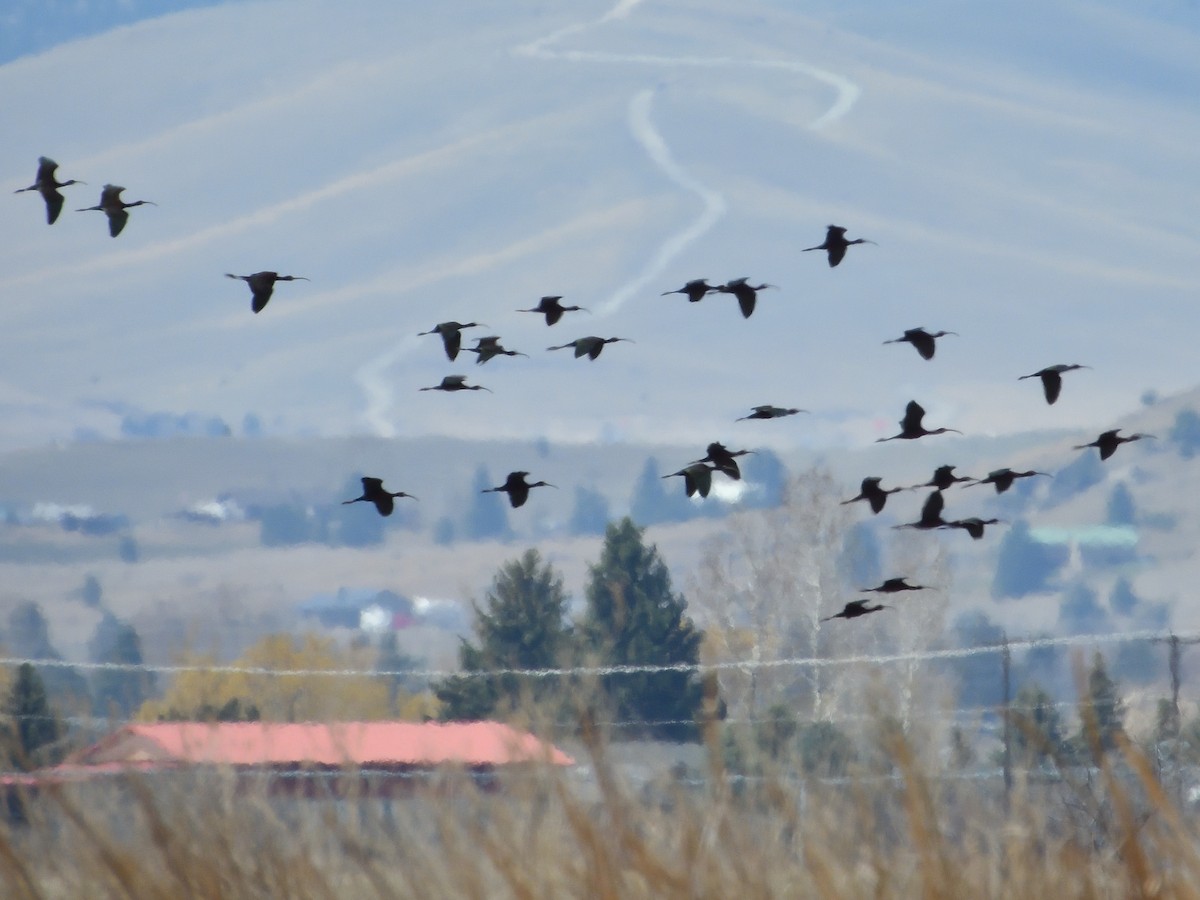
<box><xmin>4</xmin><ymin>602</ymin><xmax>90</xmax><ymax>710</ymax></box>
<box><xmin>1077</xmin><ymin>652</ymin><xmax>1124</xmax><ymax>754</ymax></box>
<box><xmin>1057</xmin><ymin>582</ymin><xmax>1109</xmax><ymax>635</ymax></box>
<box><xmin>1011</xmin><ymin>682</ymin><xmax>1068</xmax><ymax>766</ymax></box>
<box><xmin>568</xmin><ymin>485</ymin><xmax>611</xmax><ymax>536</ymax></box>
<box><xmin>80</xmin><ymin>574</ymin><xmax>103</xmax><ymax>608</ymax></box>
<box><xmin>578</xmin><ymin>517</ymin><xmax>704</xmax><ymax>740</ymax></box>
<box><xmin>435</xmin><ymin>549</ymin><xmax>572</xmax><ymax>720</ymax></box>
<box><xmin>89</xmin><ymin>616</ymin><xmax>157</xmax><ymax>718</ymax></box>
<box><xmin>5</xmin><ymin>663</ymin><xmax>58</xmax><ymax>770</ymax></box>
<box><xmin>1108</xmin><ymin>577</ymin><xmax>1140</xmax><ymax>617</ymax></box>
<box><xmin>464</xmin><ymin>465</ymin><xmax>511</xmax><ymax>541</ymax></box>
<box><xmin>1105</xmin><ymin>482</ymin><xmax>1137</xmax><ymax>526</ymax></box>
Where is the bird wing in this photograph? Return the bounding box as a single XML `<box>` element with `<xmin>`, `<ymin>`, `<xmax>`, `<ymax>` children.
<box><xmin>910</xmin><ymin>332</ymin><xmax>936</xmax><ymax>360</ymax></box>
<box><xmin>44</xmin><ymin>190</ymin><xmax>65</xmax><ymax>225</ymax></box>
<box><xmin>362</xmin><ymin>477</ymin><xmax>384</xmax><ymax>493</ymax></box>
<box><xmin>735</xmin><ymin>288</ymin><xmax>755</xmax><ymax>319</ymax></box>
<box><xmin>250</xmin><ymin>284</ymin><xmax>274</xmax><ymax>313</ymax></box>
<box><xmin>902</xmin><ymin>401</ymin><xmax>925</xmax><ymax>431</ymax></box>
<box><xmin>107</xmin><ymin>207</ymin><xmax>129</xmax><ymax>238</ymax></box>
<box><xmin>1042</xmin><ymin>372</ymin><xmax>1063</xmax><ymax>404</ymax></box>
<box><xmin>374</xmin><ymin>495</ymin><xmax>395</xmax><ymax>517</ymax></box>
<box><xmin>827</xmin><ymin>243</ymin><xmax>846</xmax><ymax>267</ymax></box>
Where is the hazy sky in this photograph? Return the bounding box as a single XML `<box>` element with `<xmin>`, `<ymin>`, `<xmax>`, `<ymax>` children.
<box><xmin>2</xmin><ymin>0</ymin><xmax>1198</xmax><ymax>453</ymax></box>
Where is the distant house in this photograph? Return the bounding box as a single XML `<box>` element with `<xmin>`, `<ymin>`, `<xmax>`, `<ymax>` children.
<box><xmin>4</xmin><ymin>721</ymin><xmax>573</xmax><ymax>798</ymax></box>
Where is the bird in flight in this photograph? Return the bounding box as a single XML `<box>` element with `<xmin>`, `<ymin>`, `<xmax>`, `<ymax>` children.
<box><xmin>663</xmin><ymin>462</ymin><xmax>715</xmax><ymax>498</ymax></box>
<box><xmin>547</xmin><ymin>336</ymin><xmax>633</xmax><ymax>360</ymax></box>
<box><xmin>841</xmin><ymin>477</ymin><xmax>905</xmax><ymax>514</ymax></box>
<box><xmin>1074</xmin><ymin>429</ymin><xmax>1155</xmax><ymax>461</ymax></box>
<box><xmin>225</xmin><ymin>272</ymin><xmax>309</xmax><ymax>313</ymax></box>
<box><xmin>692</xmin><ymin>442</ymin><xmax>755</xmax><ymax>480</ymax></box>
<box><xmin>77</xmin><ymin>184</ymin><xmax>156</xmax><ymax>237</ymax></box>
<box><xmin>661</xmin><ymin>279</ymin><xmax>719</xmax><ymax>303</ymax></box>
<box><xmin>516</xmin><ymin>296</ymin><xmax>588</xmax><ymax>326</ymax></box>
<box><xmin>894</xmin><ymin>490</ymin><xmax>949</xmax><ymax>531</ymax></box>
<box><xmin>342</xmin><ymin>477</ymin><xmax>417</xmax><ymax>517</ymax></box>
<box><xmin>467</xmin><ymin>336</ymin><xmax>528</xmax><ymax>364</ymax></box>
<box><xmin>419</xmin><ymin>375</ymin><xmax>492</xmax><ymax>393</ymax></box>
<box><xmin>908</xmin><ymin>465</ymin><xmax>975</xmax><ymax>492</ymax></box>
<box><xmin>803</xmin><ymin>225</ymin><xmax>876</xmax><ymax>267</ymax></box>
<box><xmin>482</xmin><ymin>471</ymin><xmax>556</xmax><ymax>508</ymax></box>
<box><xmin>1019</xmin><ymin>364</ymin><xmax>1090</xmax><ymax>405</ymax></box>
<box><xmin>876</xmin><ymin>401</ymin><xmax>961</xmax><ymax>442</ymax></box>
<box><xmin>883</xmin><ymin>328</ymin><xmax>958</xmax><ymax>361</ymax></box>
<box><xmin>736</xmin><ymin>405</ymin><xmax>807</xmax><ymax>422</ymax></box>
<box><xmin>941</xmin><ymin>517</ymin><xmax>1003</xmax><ymax>540</ymax></box>
<box><xmin>967</xmin><ymin>468</ymin><xmax>1050</xmax><ymax>494</ymax></box>
<box><xmin>15</xmin><ymin>156</ymin><xmax>84</xmax><ymax>224</ymax></box>
<box><xmin>861</xmin><ymin>577</ymin><xmax>927</xmax><ymax>594</ymax></box>
<box><xmin>418</xmin><ymin>322</ymin><xmax>486</xmax><ymax>361</ymax></box>
<box><xmin>716</xmin><ymin>278</ymin><xmax>775</xmax><ymax>319</ymax></box>
<box><xmin>822</xmin><ymin>600</ymin><xmax>890</xmax><ymax>622</ymax></box>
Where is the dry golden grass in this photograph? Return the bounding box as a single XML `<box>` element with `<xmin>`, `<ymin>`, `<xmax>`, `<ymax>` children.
<box><xmin>2</xmin><ymin>716</ymin><xmax>1199</xmax><ymax>900</ymax></box>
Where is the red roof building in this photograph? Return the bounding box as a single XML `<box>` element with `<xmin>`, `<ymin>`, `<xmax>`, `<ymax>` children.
<box><xmin>3</xmin><ymin>722</ymin><xmax>573</xmax><ymax>797</ymax></box>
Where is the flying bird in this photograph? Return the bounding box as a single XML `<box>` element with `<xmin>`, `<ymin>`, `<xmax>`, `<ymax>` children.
<box><xmin>968</xmin><ymin>468</ymin><xmax>1050</xmax><ymax>494</ymax></box>
<box><xmin>482</xmin><ymin>471</ymin><xmax>556</xmax><ymax>508</ymax></box>
<box><xmin>467</xmin><ymin>336</ymin><xmax>528</xmax><ymax>364</ymax></box>
<box><xmin>76</xmin><ymin>184</ymin><xmax>156</xmax><ymax>237</ymax></box>
<box><xmin>908</xmin><ymin>465</ymin><xmax>975</xmax><ymax>492</ymax></box>
<box><xmin>419</xmin><ymin>375</ymin><xmax>492</xmax><ymax>393</ymax></box>
<box><xmin>516</xmin><ymin>296</ymin><xmax>588</xmax><ymax>326</ymax></box>
<box><xmin>841</xmin><ymin>477</ymin><xmax>905</xmax><ymax>514</ymax></box>
<box><xmin>861</xmin><ymin>577</ymin><xmax>927</xmax><ymax>594</ymax></box>
<box><xmin>1019</xmin><ymin>364</ymin><xmax>1091</xmax><ymax>405</ymax></box>
<box><xmin>876</xmin><ymin>401</ymin><xmax>961</xmax><ymax>442</ymax></box>
<box><xmin>883</xmin><ymin>328</ymin><xmax>958</xmax><ymax>361</ymax></box>
<box><xmin>737</xmin><ymin>405</ymin><xmax>808</xmax><ymax>422</ymax></box>
<box><xmin>225</xmin><ymin>271</ymin><xmax>309</xmax><ymax>313</ymax></box>
<box><xmin>15</xmin><ymin>156</ymin><xmax>84</xmax><ymax>224</ymax></box>
<box><xmin>822</xmin><ymin>600</ymin><xmax>890</xmax><ymax>622</ymax></box>
<box><xmin>663</xmin><ymin>463</ymin><xmax>715</xmax><ymax>498</ymax></box>
<box><xmin>716</xmin><ymin>278</ymin><xmax>775</xmax><ymax>319</ymax></box>
<box><xmin>803</xmin><ymin>225</ymin><xmax>876</xmax><ymax>267</ymax></box>
<box><xmin>417</xmin><ymin>322</ymin><xmax>486</xmax><ymax>361</ymax></box>
<box><xmin>894</xmin><ymin>490</ymin><xmax>949</xmax><ymax>531</ymax></box>
<box><xmin>941</xmin><ymin>517</ymin><xmax>1003</xmax><ymax>540</ymax></box>
<box><xmin>692</xmin><ymin>442</ymin><xmax>755</xmax><ymax>480</ymax></box>
<box><xmin>547</xmin><ymin>336</ymin><xmax>633</xmax><ymax>360</ymax></box>
<box><xmin>1074</xmin><ymin>429</ymin><xmax>1155</xmax><ymax>461</ymax></box>
<box><xmin>342</xmin><ymin>477</ymin><xmax>417</xmax><ymax>517</ymax></box>
<box><xmin>661</xmin><ymin>279</ymin><xmax>719</xmax><ymax>303</ymax></box>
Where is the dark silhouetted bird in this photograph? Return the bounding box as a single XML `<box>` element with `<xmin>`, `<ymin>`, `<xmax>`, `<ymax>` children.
<box><xmin>692</xmin><ymin>442</ymin><xmax>755</xmax><ymax>480</ymax></box>
<box><xmin>1074</xmin><ymin>429</ymin><xmax>1155</xmax><ymax>461</ymax></box>
<box><xmin>225</xmin><ymin>271</ymin><xmax>309</xmax><ymax>313</ymax></box>
<box><xmin>662</xmin><ymin>279</ymin><xmax>719</xmax><ymax>303</ymax></box>
<box><xmin>663</xmin><ymin>462</ymin><xmax>714</xmax><ymax>498</ymax></box>
<box><xmin>841</xmin><ymin>477</ymin><xmax>905</xmax><ymax>514</ymax></box>
<box><xmin>737</xmin><ymin>405</ymin><xmax>807</xmax><ymax>422</ymax></box>
<box><xmin>716</xmin><ymin>278</ymin><xmax>775</xmax><ymax>319</ymax></box>
<box><xmin>547</xmin><ymin>336</ymin><xmax>633</xmax><ymax>360</ymax></box>
<box><xmin>862</xmin><ymin>577</ymin><xmax>927</xmax><ymax>594</ymax></box>
<box><xmin>803</xmin><ymin>224</ymin><xmax>876</xmax><ymax>267</ymax></box>
<box><xmin>876</xmin><ymin>401</ymin><xmax>961</xmax><ymax>442</ymax></box>
<box><xmin>1020</xmin><ymin>364</ymin><xmax>1091</xmax><ymax>405</ymax></box>
<box><xmin>822</xmin><ymin>600</ymin><xmax>890</xmax><ymax>622</ymax></box>
<box><xmin>941</xmin><ymin>517</ymin><xmax>1003</xmax><ymax>540</ymax></box>
<box><xmin>968</xmin><ymin>468</ymin><xmax>1050</xmax><ymax>494</ymax></box>
<box><xmin>883</xmin><ymin>328</ymin><xmax>958</xmax><ymax>361</ymax></box>
<box><xmin>467</xmin><ymin>336</ymin><xmax>528</xmax><ymax>364</ymax></box>
<box><xmin>77</xmin><ymin>184</ymin><xmax>156</xmax><ymax>237</ymax></box>
<box><xmin>482</xmin><ymin>471</ymin><xmax>555</xmax><ymax>508</ymax></box>
<box><xmin>15</xmin><ymin>156</ymin><xmax>84</xmax><ymax>224</ymax></box>
<box><xmin>419</xmin><ymin>375</ymin><xmax>492</xmax><ymax>393</ymax></box>
<box><xmin>342</xmin><ymin>477</ymin><xmax>417</xmax><ymax>517</ymax></box>
<box><xmin>894</xmin><ymin>490</ymin><xmax>949</xmax><ymax>531</ymax></box>
<box><xmin>908</xmin><ymin>465</ymin><xmax>975</xmax><ymax>492</ymax></box>
<box><xmin>418</xmin><ymin>322</ymin><xmax>486</xmax><ymax>361</ymax></box>
<box><xmin>516</xmin><ymin>295</ymin><xmax>588</xmax><ymax>326</ymax></box>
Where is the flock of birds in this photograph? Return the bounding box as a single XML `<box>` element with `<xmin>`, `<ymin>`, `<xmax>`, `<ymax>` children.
<box><xmin>15</xmin><ymin>155</ymin><xmax>1155</xmax><ymax>627</ymax></box>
